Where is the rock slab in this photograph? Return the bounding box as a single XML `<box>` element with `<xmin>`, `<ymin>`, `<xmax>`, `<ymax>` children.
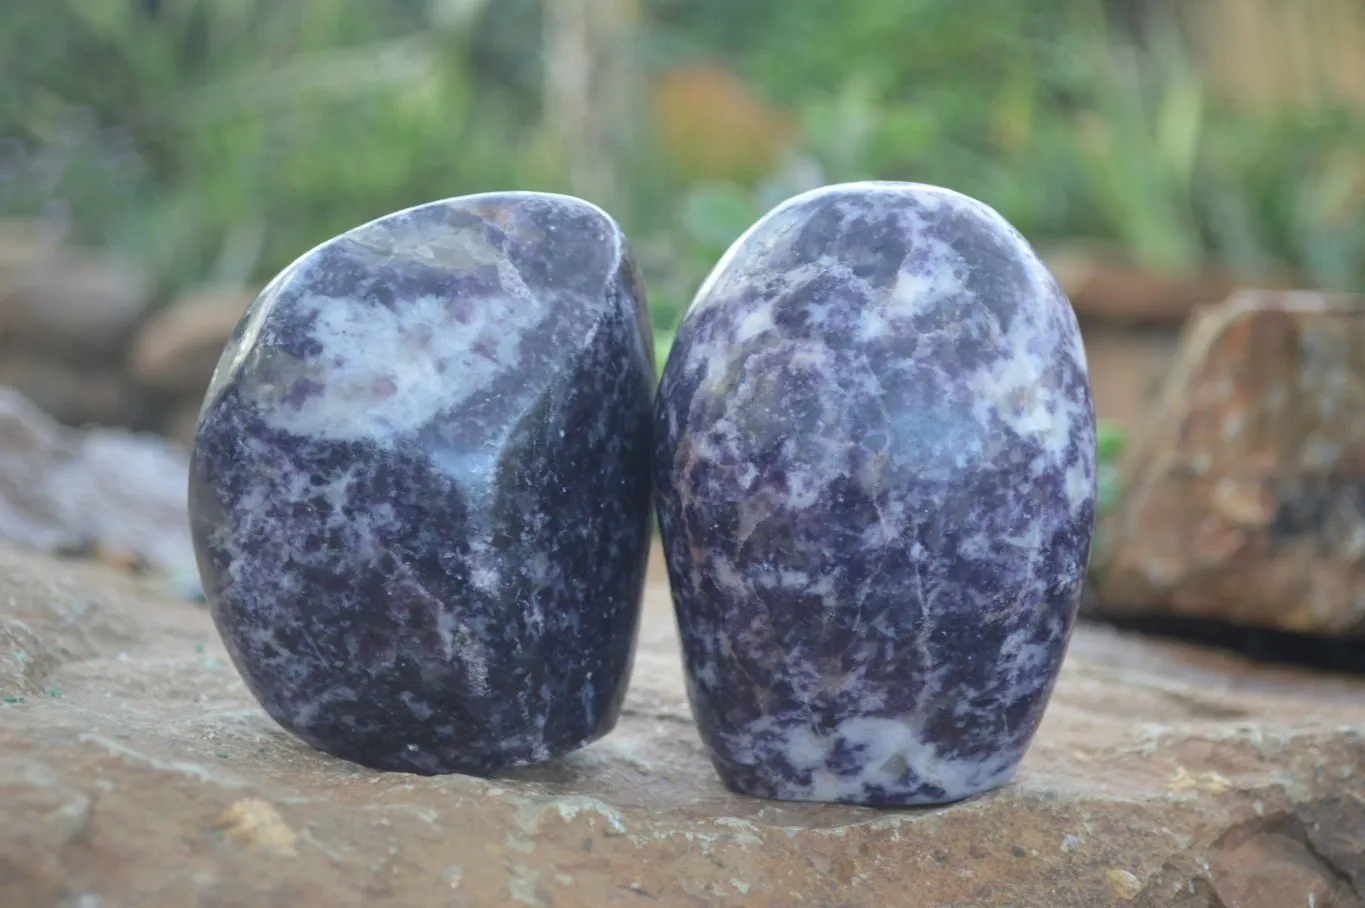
<box><xmin>0</xmin><ymin>387</ymin><xmax>196</xmax><ymax>581</ymax></box>
<box><xmin>189</xmin><ymin>192</ymin><xmax>656</xmax><ymax>776</ymax></box>
<box><xmin>0</xmin><ymin>220</ymin><xmax>155</xmax><ymax>428</ymax></box>
<box><xmin>1093</xmin><ymin>290</ymin><xmax>1365</xmax><ymax>638</ymax></box>
<box><xmin>128</xmin><ymin>284</ymin><xmax>256</xmax><ymax>397</ymax></box>
<box><xmin>0</xmin><ymin>220</ymin><xmax>153</xmax><ymax>354</ymax></box>
<box><xmin>1</xmin><ymin>545</ymin><xmax>1363</xmax><ymax>907</ymax></box>
<box><xmin>654</xmin><ymin>182</ymin><xmax>1097</xmax><ymax>805</ymax></box>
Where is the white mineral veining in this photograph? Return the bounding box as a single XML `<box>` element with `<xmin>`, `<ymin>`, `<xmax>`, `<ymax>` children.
<box><xmin>259</xmin><ymin>285</ymin><xmax>548</xmax><ymax>442</ymax></box>
<box><xmin>658</xmin><ymin>179</ymin><xmax>1095</xmax><ymax>806</ymax></box>
<box><xmin>678</xmin><ymin>180</ymin><xmax>1092</xmax><ymax>508</ymax></box>
<box><xmin>886</xmin><ymin>239</ymin><xmax>969</xmax><ymax>315</ymax></box>
<box><xmin>208</xmin><ymin>195</ymin><xmax>628</xmax><ymax>447</ymax></box>
<box><xmin>549</xmin><ymin>796</ymin><xmax>628</xmax><ymax>836</ymax></box>
<box><xmin>725</xmin><ymin>714</ymin><xmax>1017</xmax><ymax>803</ymax></box>
<box><xmin>1063</xmin><ymin>461</ymin><xmax>1094</xmax><ymax>517</ymax></box>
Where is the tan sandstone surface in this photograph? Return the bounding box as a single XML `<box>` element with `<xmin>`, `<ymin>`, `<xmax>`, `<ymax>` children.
<box><xmin>1</xmin><ymin>545</ymin><xmax>1362</xmax><ymax>908</ymax></box>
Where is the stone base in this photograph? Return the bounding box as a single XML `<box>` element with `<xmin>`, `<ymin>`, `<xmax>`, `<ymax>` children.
<box><xmin>709</xmin><ymin>743</ymin><xmax>1020</xmax><ymax>808</ymax></box>
<box><xmin>1</xmin><ymin>545</ymin><xmax>1362</xmax><ymax>907</ymax></box>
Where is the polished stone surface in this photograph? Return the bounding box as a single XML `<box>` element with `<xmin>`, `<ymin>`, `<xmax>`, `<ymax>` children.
<box><xmin>654</xmin><ymin>181</ymin><xmax>1097</xmax><ymax>805</ymax></box>
<box><xmin>189</xmin><ymin>192</ymin><xmax>655</xmax><ymax>775</ymax></box>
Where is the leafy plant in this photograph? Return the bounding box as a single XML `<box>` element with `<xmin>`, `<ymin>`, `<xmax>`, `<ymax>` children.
<box><xmin>2</xmin><ymin>0</ymin><xmax>1361</xmax><ymax>319</ymax></box>
<box><xmin>0</xmin><ymin>0</ymin><xmax>549</xmax><ymax>299</ymax></box>
<box><xmin>1096</xmin><ymin>420</ymin><xmax>1126</xmax><ymax>517</ymax></box>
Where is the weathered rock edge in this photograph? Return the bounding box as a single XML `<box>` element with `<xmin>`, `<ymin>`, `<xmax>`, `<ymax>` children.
<box><xmin>1</xmin><ymin>546</ymin><xmax>1362</xmax><ymax>907</ymax></box>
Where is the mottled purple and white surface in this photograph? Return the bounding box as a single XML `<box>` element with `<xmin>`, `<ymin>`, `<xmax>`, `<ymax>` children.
<box><xmin>189</xmin><ymin>192</ymin><xmax>655</xmax><ymax>776</ymax></box>
<box><xmin>654</xmin><ymin>181</ymin><xmax>1097</xmax><ymax>806</ymax></box>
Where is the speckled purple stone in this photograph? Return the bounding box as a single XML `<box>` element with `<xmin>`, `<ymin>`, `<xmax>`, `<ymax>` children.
<box><xmin>653</xmin><ymin>181</ymin><xmax>1097</xmax><ymax>806</ymax></box>
<box><xmin>189</xmin><ymin>192</ymin><xmax>655</xmax><ymax>776</ymax></box>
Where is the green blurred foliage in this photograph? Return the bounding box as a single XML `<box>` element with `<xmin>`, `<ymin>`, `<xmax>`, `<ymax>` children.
<box><xmin>0</xmin><ymin>0</ymin><xmax>556</xmax><ymax>297</ymax></box>
<box><xmin>1095</xmin><ymin>421</ymin><xmax>1126</xmax><ymax>516</ymax></box>
<box><xmin>1</xmin><ymin>0</ymin><xmax>1363</xmax><ymax>336</ymax></box>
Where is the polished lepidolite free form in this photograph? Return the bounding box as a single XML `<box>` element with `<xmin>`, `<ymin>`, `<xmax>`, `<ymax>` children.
<box><xmin>189</xmin><ymin>192</ymin><xmax>655</xmax><ymax>775</ymax></box>
<box><xmin>654</xmin><ymin>182</ymin><xmax>1097</xmax><ymax>806</ymax></box>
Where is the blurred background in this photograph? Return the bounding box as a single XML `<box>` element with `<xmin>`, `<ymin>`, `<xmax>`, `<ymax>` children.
<box><xmin>0</xmin><ymin>0</ymin><xmax>1363</xmax><ymax>651</ymax></box>
<box><xmin>2</xmin><ymin>0</ymin><xmax>1364</xmax><ymax>442</ymax></box>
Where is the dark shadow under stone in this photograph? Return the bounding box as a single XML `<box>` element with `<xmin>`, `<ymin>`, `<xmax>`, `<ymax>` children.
<box><xmin>1081</xmin><ymin>613</ymin><xmax>1365</xmax><ymax>677</ymax></box>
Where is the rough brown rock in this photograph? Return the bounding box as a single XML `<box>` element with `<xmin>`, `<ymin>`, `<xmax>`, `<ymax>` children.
<box><xmin>0</xmin><ymin>388</ymin><xmax>195</xmax><ymax>582</ymax></box>
<box><xmin>0</xmin><ymin>221</ymin><xmax>155</xmax><ymax>428</ymax></box>
<box><xmin>165</xmin><ymin>401</ymin><xmax>205</xmax><ymax>447</ymax></box>
<box><xmin>1043</xmin><ymin>243</ymin><xmax>1307</xmax><ymax>326</ymax></box>
<box><xmin>0</xmin><ymin>230</ymin><xmax>152</xmax><ymax>354</ymax></box>
<box><xmin>1</xmin><ymin>545</ymin><xmax>1361</xmax><ymax>908</ymax></box>
<box><xmin>1079</xmin><ymin>319</ymin><xmax>1179</xmax><ymax>431</ymax></box>
<box><xmin>1042</xmin><ymin>243</ymin><xmax>1251</xmax><ymax>323</ymax></box>
<box><xmin>127</xmin><ymin>285</ymin><xmax>253</xmax><ymax>397</ymax></box>
<box><xmin>0</xmin><ymin>353</ymin><xmax>148</xmax><ymax>428</ymax></box>
<box><xmin>0</xmin><ymin>219</ymin><xmax>63</xmax><ymax>275</ymax></box>
<box><xmin>1092</xmin><ymin>290</ymin><xmax>1365</xmax><ymax>638</ymax></box>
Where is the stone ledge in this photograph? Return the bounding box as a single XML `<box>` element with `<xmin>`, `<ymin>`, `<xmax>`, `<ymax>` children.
<box><xmin>1</xmin><ymin>545</ymin><xmax>1361</xmax><ymax>907</ymax></box>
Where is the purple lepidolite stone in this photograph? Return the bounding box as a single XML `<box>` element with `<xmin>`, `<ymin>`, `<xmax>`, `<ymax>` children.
<box><xmin>654</xmin><ymin>182</ymin><xmax>1096</xmax><ymax>805</ymax></box>
<box><xmin>189</xmin><ymin>192</ymin><xmax>655</xmax><ymax>775</ymax></box>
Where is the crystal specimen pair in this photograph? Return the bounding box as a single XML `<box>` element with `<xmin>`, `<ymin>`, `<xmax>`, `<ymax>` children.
<box><xmin>188</xmin><ymin>184</ymin><xmax>1097</xmax><ymax>806</ymax></box>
